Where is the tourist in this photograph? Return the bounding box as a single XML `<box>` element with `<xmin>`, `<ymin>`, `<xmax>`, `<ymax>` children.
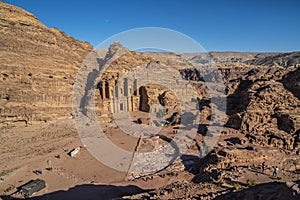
<box><xmin>262</xmin><ymin>162</ymin><xmax>266</xmax><ymax>173</ymax></box>
<box><xmin>272</xmin><ymin>166</ymin><xmax>279</xmax><ymax>177</ymax></box>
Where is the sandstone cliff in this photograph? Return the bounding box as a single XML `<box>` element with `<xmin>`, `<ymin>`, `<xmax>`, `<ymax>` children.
<box><xmin>0</xmin><ymin>2</ymin><xmax>299</xmax><ymax>199</ymax></box>
<box><xmin>283</xmin><ymin>67</ymin><xmax>300</xmax><ymax>99</ymax></box>
<box><xmin>0</xmin><ymin>2</ymin><xmax>92</xmax><ymax>126</ymax></box>
<box><xmin>119</xmin><ymin>50</ymin><xmax>300</xmax><ymax>199</ymax></box>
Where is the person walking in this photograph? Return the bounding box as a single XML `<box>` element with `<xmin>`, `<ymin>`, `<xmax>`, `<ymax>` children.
<box><xmin>262</xmin><ymin>162</ymin><xmax>266</xmax><ymax>173</ymax></box>
<box><xmin>272</xmin><ymin>166</ymin><xmax>279</xmax><ymax>177</ymax></box>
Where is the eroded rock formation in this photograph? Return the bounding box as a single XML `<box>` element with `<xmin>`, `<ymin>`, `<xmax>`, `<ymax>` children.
<box><xmin>0</xmin><ymin>2</ymin><xmax>299</xmax><ymax>199</ymax></box>
<box><xmin>0</xmin><ymin>2</ymin><xmax>92</xmax><ymax>126</ymax></box>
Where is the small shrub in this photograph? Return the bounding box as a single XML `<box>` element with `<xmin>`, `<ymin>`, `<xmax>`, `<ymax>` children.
<box><xmin>49</xmin><ymin>75</ymin><xmax>53</xmax><ymax>78</ymax></box>
<box><xmin>28</xmin><ymin>73</ymin><xmax>32</xmax><ymax>76</ymax></box>
<box><xmin>219</xmin><ymin>178</ymin><xmax>226</xmax><ymax>186</ymax></box>
<box><xmin>246</xmin><ymin>179</ymin><xmax>259</xmax><ymax>186</ymax></box>
<box><xmin>234</xmin><ymin>183</ymin><xmax>242</xmax><ymax>190</ymax></box>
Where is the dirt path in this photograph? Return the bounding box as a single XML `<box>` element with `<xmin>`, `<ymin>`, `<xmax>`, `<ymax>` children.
<box><xmin>0</xmin><ymin>119</ymin><xmax>188</xmax><ymax>198</ymax></box>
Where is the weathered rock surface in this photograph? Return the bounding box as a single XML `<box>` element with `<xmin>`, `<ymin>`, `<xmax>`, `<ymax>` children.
<box><xmin>209</xmin><ymin>52</ymin><xmax>280</xmax><ymax>63</ymax></box>
<box><xmin>245</xmin><ymin>52</ymin><xmax>300</xmax><ymax>68</ymax></box>
<box><xmin>283</xmin><ymin>67</ymin><xmax>300</xmax><ymax>99</ymax></box>
<box><xmin>122</xmin><ymin>51</ymin><xmax>300</xmax><ymax>199</ymax></box>
<box><xmin>125</xmin><ymin>180</ymin><xmax>300</xmax><ymax>200</ymax></box>
<box><xmin>214</xmin><ymin>181</ymin><xmax>300</xmax><ymax>200</ymax></box>
<box><xmin>1</xmin><ymin>2</ymin><xmax>300</xmax><ymax>199</ymax></box>
<box><xmin>0</xmin><ymin>2</ymin><xmax>92</xmax><ymax>127</ymax></box>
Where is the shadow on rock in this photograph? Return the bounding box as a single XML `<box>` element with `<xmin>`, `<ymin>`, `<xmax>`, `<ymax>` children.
<box><xmin>1</xmin><ymin>184</ymin><xmax>147</xmax><ymax>200</ymax></box>
<box><xmin>213</xmin><ymin>181</ymin><xmax>300</xmax><ymax>200</ymax></box>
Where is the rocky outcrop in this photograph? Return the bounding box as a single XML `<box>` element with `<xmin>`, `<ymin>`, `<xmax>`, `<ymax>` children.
<box><xmin>214</xmin><ymin>181</ymin><xmax>300</xmax><ymax>200</ymax></box>
<box><xmin>96</xmin><ymin>45</ymin><xmax>300</xmax><ymax>155</ymax></box>
<box><xmin>245</xmin><ymin>52</ymin><xmax>300</xmax><ymax>68</ymax></box>
<box><xmin>0</xmin><ymin>2</ymin><xmax>92</xmax><ymax>126</ymax></box>
<box><xmin>282</xmin><ymin>67</ymin><xmax>300</xmax><ymax>99</ymax></box>
<box><xmin>209</xmin><ymin>52</ymin><xmax>280</xmax><ymax>63</ymax></box>
<box><xmin>1</xmin><ymin>3</ymin><xmax>299</xmax><ymax>199</ymax></box>
<box><xmin>230</xmin><ymin>80</ymin><xmax>300</xmax><ymax>152</ymax></box>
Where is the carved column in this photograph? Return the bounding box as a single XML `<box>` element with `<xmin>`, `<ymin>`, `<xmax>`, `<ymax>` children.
<box><xmin>134</xmin><ymin>79</ymin><xmax>139</xmax><ymax>96</ymax></box>
<box><xmin>101</xmin><ymin>81</ymin><xmax>106</xmax><ymax>99</ymax></box>
<box><xmin>109</xmin><ymin>83</ymin><xmax>114</xmax><ymax>99</ymax></box>
<box><xmin>118</xmin><ymin>81</ymin><xmax>122</xmax><ymax>97</ymax></box>
<box><xmin>115</xmin><ymin>85</ymin><xmax>118</xmax><ymax>98</ymax></box>
<box><xmin>124</xmin><ymin>78</ymin><xmax>128</xmax><ymax>97</ymax></box>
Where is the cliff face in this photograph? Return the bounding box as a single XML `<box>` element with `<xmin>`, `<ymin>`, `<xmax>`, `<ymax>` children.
<box><xmin>0</xmin><ymin>2</ymin><xmax>299</xmax><ymax>199</ymax></box>
<box><xmin>283</xmin><ymin>67</ymin><xmax>300</xmax><ymax>99</ymax></box>
<box><xmin>119</xmin><ymin>50</ymin><xmax>300</xmax><ymax>199</ymax></box>
<box><xmin>94</xmin><ymin>43</ymin><xmax>300</xmax><ymax>155</ymax></box>
<box><xmin>0</xmin><ymin>2</ymin><xmax>92</xmax><ymax>126</ymax></box>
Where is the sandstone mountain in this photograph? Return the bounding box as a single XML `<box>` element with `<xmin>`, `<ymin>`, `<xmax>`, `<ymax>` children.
<box><xmin>0</xmin><ymin>2</ymin><xmax>299</xmax><ymax>200</ymax></box>
<box><xmin>90</xmin><ymin>45</ymin><xmax>299</xmax><ymax>199</ymax></box>
<box><xmin>0</xmin><ymin>2</ymin><xmax>92</xmax><ymax>127</ymax></box>
<box><xmin>75</xmin><ymin>41</ymin><xmax>300</xmax><ymax>197</ymax></box>
<box><xmin>245</xmin><ymin>51</ymin><xmax>300</xmax><ymax>68</ymax></box>
<box><xmin>122</xmin><ymin>50</ymin><xmax>300</xmax><ymax>199</ymax></box>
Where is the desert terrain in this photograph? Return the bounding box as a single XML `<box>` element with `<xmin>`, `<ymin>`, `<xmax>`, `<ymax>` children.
<box><xmin>0</xmin><ymin>2</ymin><xmax>300</xmax><ymax>200</ymax></box>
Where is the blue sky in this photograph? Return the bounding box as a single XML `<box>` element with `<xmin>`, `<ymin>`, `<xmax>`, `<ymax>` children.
<box><xmin>3</xmin><ymin>0</ymin><xmax>300</xmax><ymax>52</ymax></box>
